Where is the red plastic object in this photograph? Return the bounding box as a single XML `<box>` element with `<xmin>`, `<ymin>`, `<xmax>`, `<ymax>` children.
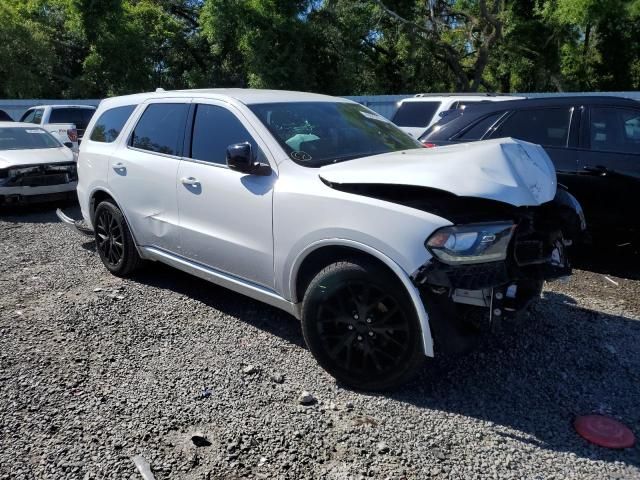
<box><xmin>574</xmin><ymin>415</ymin><xmax>636</xmax><ymax>449</ymax></box>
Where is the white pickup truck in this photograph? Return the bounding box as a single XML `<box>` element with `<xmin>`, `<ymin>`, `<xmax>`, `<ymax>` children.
<box><xmin>19</xmin><ymin>105</ymin><xmax>96</xmax><ymax>151</ymax></box>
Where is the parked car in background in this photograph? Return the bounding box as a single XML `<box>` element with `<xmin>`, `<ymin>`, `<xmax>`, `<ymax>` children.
<box><xmin>0</xmin><ymin>110</ymin><xmax>13</xmax><ymax>122</ymax></box>
<box><xmin>0</xmin><ymin>122</ymin><xmax>77</xmax><ymax>206</ymax></box>
<box><xmin>59</xmin><ymin>89</ymin><xmax>584</xmax><ymax>390</ymax></box>
<box><xmin>19</xmin><ymin>105</ymin><xmax>96</xmax><ymax>150</ymax></box>
<box><xmin>391</xmin><ymin>93</ymin><xmax>524</xmax><ymax>138</ymax></box>
<box><xmin>420</xmin><ymin>96</ymin><xmax>640</xmax><ymax>237</ymax></box>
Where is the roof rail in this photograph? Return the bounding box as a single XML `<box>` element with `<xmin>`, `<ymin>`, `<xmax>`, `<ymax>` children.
<box><xmin>413</xmin><ymin>92</ymin><xmax>513</xmax><ymax>97</ymax></box>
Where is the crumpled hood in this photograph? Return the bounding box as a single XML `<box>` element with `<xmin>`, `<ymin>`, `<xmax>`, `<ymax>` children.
<box><xmin>0</xmin><ymin>147</ymin><xmax>74</xmax><ymax>169</ymax></box>
<box><xmin>319</xmin><ymin>138</ymin><xmax>557</xmax><ymax>207</ymax></box>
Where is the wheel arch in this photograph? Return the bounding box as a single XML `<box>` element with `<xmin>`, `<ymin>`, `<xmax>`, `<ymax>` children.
<box><xmin>89</xmin><ymin>188</ymin><xmax>117</xmax><ymax>223</ymax></box>
<box><xmin>89</xmin><ymin>187</ymin><xmax>145</xmax><ymax>257</ymax></box>
<box><xmin>290</xmin><ymin>240</ymin><xmax>434</xmax><ymax>357</ymax></box>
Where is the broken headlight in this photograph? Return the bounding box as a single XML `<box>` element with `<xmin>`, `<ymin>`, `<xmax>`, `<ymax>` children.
<box><xmin>426</xmin><ymin>222</ymin><xmax>515</xmax><ymax>264</ymax></box>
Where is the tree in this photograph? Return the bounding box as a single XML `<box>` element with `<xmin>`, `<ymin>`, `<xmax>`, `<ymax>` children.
<box><xmin>0</xmin><ymin>1</ymin><xmax>60</xmax><ymax>98</ymax></box>
<box><xmin>1</xmin><ymin>0</ymin><xmax>639</xmax><ymax>98</ymax></box>
<box><xmin>537</xmin><ymin>0</ymin><xmax>640</xmax><ymax>91</ymax></box>
<box><xmin>484</xmin><ymin>0</ymin><xmax>565</xmax><ymax>92</ymax></box>
<box><xmin>370</xmin><ymin>0</ymin><xmax>506</xmax><ymax>91</ymax></box>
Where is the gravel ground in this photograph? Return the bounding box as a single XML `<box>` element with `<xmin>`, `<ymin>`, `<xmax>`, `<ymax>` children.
<box><xmin>1</xmin><ymin>204</ymin><xmax>639</xmax><ymax>480</ymax></box>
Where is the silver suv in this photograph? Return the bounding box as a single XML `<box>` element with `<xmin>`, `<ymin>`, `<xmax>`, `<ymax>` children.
<box><xmin>60</xmin><ymin>89</ymin><xmax>585</xmax><ymax>390</ymax></box>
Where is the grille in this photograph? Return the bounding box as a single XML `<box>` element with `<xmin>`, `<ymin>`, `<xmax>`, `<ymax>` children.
<box><xmin>5</xmin><ymin>163</ymin><xmax>77</xmax><ymax>187</ymax></box>
<box><xmin>18</xmin><ymin>173</ymin><xmax>70</xmax><ymax>187</ymax></box>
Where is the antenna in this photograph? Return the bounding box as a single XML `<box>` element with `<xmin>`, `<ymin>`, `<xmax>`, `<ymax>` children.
<box><xmin>155</xmin><ymin>88</ymin><xmax>165</xmax><ymax>92</ymax></box>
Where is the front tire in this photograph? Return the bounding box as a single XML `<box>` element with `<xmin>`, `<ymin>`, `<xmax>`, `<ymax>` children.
<box><xmin>94</xmin><ymin>200</ymin><xmax>141</xmax><ymax>277</ymax></box>
<box><xmin>301</xmin><ymin>258</ymin><xmax>425</xmax><ymax>391</ymax></box>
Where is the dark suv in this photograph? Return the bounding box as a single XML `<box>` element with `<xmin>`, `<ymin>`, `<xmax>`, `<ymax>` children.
<box><xmin>420</xmin><ymin>96</ymin><xmax>640</xmax><ymax>235</ymax></box>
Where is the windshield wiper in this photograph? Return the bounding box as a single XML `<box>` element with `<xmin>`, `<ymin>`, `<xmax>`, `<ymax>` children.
<box><xmin>325</xmin><ymin>151</ymin><xmax>390</xmax><ymax>165</ymax></box>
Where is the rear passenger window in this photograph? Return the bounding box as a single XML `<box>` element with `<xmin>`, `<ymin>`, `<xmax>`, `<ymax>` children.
<box><xmin>190</xmin><ymin>104</ymin><xmax>258</xmax><ymax>165</ymax></box>
<box><xmin>131</xmin><ymin>103</ymin><xmax>189</xmax><ymax>156</ymax></box>
<box><xmin>458</xmin><ymin>112</ymin><xmax>504</xmax><ymax>140</ymax></box>
<box><xmin>492</xmin><ymin>108</ymin><xmax>572</xmax><ymax>147</ymax></box>
<box><xmin>90</xmin><ymin>105</ymin><xmax>136</xmax><ymax>143</ymax></box>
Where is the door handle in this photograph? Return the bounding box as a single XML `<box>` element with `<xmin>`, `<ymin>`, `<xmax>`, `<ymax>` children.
<box><xmin>181</xmin><ymin>176</ymin><xmax>200</xmax><ymax>186</ymax></box>
<box><xmin>113</xmin><ymin>162</ymin><xmax>125</xmax><ymax>169</ymax></box>
<box><xmin>582</xmin><ymin>165</ymin><xmax>609</xmax><ymax>176</ymax></box>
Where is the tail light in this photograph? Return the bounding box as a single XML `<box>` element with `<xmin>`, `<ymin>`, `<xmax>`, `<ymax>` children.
<box><xmin>421</xmin><ymin>141</ymin><xmax>437</xmax><ymax>148</ymax></box>
<box><xmin>67</xmin><ymin>129</ymin><xmax>78</xmax><ymax>142</ymax></box>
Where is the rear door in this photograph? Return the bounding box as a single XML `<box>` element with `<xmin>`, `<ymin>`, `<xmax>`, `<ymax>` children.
<box><xmin>108</xmin><ymin>99</ymin><xmax>189</xmax><ymax>250</ymax></box>
<box><xmin>176</xmin><ymin>100</ymin><xmax>276</xmax><ymax>288</ymax></box>
<box><xmin>488</xmin><ymin>106</ymin><xmax>581</xmax><ymax>194</ymax></box>
<box><xmin>574</xmin><ymin>105</ymin><xmax>640</xmax><ymax>231</ymax></box>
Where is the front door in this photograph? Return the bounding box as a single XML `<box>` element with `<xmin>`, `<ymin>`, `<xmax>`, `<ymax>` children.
<box><xmin>176</xmin><ymin>101</ymin><xmax>276</xmax><ymax>288</ymax></box>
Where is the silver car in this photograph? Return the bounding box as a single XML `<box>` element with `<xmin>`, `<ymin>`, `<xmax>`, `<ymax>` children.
<box><xmin>60</xmin><ymin>89</ymin><xmax>585</xmax><ymax>390</ymax></box>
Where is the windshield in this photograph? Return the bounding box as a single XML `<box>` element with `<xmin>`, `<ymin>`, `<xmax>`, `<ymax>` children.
<box><xmin>249</xmin><ymin>102</ymin><xmax>421</xmax><ymax>167</ymax></box>
<box><xmin>0</xmin><ymin>127</ymin><xmax>62</xmax><ymax>150</ymax></box>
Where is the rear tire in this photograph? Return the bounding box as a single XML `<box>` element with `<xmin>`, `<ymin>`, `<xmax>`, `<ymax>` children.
<box><xmin>94</xmin><ymin>200</ymin><xmax>141</xmax><ymax>277</ymax></box>
<box><xmin>301</xmin><ymin>258</ymin><xmax>425</xmax><ymax>391</ymax></box>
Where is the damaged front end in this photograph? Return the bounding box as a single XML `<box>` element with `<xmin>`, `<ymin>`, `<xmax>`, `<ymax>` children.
<box><xmin>319</xmin><ymin>138</ymin><xmax>585</xmax><ymax>353</ymax></box>
<box><xmin>0</xmin><ymin>162</ymin><xmax>78</xmax><ymax>205</ymax></box>
<box><xmin>410</xmin><ymin>186</ymin><xmax>585</xmax><ymax>351</ymax></box>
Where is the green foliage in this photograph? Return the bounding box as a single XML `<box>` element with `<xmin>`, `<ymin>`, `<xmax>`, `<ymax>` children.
<box><xmin>0</xmin><ymin>1</ymin><xmax>59</xmax><ymax>97</ymax></box>
<box><xmin>0</xmin><ymin>0</ymin><xmax>638</xmax><ymax>98</ymax></box>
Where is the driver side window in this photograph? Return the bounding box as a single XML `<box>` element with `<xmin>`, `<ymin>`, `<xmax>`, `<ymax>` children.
<box><xmin>190</xmin><ymin>104</ymin><xmax>259</xmax><ymax>165</ymax></box>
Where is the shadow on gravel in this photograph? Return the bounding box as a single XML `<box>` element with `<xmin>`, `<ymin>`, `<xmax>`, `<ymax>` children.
<box><xmin>391</xmin><ymin>292</ymin><xmax>640</xmax><ymax>468</ymax></box>
<box><xmin>0</xmin><ymin>200</ymin><xmax>80</xmax><ymax>224</ymax></box>
<box><xmin>126</xmin><ymin>261</ymin><xmax>307</xmax><ymax>349</ymax></box>
<box><xmin>96</xmin><ymin>248</ymin><xmax>640</xmax><ymax>468</ymax></box>
<box><xmin>76</xmin><ymin>225</ymin><xmax>639</xmax><ymax>467</ymax></box>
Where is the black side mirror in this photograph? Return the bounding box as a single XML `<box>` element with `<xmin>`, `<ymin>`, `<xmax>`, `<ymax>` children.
<box><xmin>64</xmin><ymin>142</ymin><xmax>74</xmax><ymax>149</ymax></box>
<box><xmin>226</xmin><ymin>142</ymin><xmax>270</xmax><ymax>175</ymax></box>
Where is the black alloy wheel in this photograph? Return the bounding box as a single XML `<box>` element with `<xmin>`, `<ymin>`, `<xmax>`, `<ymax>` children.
<box><xmin>93</xmin><ymin>200</ymin><xmax>142</xmax><ymax>276</ymax></box>
<box><xmin>302</xmin><ymin>259</ymin><xmax>425</xmax><ymax>391</ymax></box>
<box><xmin>317</xmin><ymin>281</ymin><xmax>410</xmax><ymax>375</ymax></box>
<box><xmin>96</xmin><ymin>207</ymin><xmax>124</xmax><ymax>268</ymax></box>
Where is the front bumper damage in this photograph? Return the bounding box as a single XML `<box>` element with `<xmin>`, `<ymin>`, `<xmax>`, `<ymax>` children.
<box><xmin>0</xmin><ymin>162</ymin><xmax>78</xmax><ymax>206</ymax></box>
<box><xmin>411</xmin><ymin>188</ymin><xmax>584</xmax><ymax>352</ymax></box>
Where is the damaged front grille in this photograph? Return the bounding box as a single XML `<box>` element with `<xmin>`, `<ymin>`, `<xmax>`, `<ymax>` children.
<box><xmin>0</xmin><ymin>162</ymin><xmax>77</xmax><ymax>187</ymax></box>
<box><xmin>414</xmin><ymin>260</ymin><xmax>509</xmax><ymax>290</ymax></box>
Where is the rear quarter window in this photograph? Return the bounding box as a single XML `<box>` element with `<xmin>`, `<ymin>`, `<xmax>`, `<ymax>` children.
<box><xmin>90</xmin><ymin>105</ymin><xmax>136</xmax><ymax>143</ymax></box>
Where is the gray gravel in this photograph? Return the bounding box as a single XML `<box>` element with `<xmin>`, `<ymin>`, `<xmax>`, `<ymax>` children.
<box><xmin>1</xmin><ymin>204</ymin><xmax>639</xmax><ymax>479</ymax></box>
